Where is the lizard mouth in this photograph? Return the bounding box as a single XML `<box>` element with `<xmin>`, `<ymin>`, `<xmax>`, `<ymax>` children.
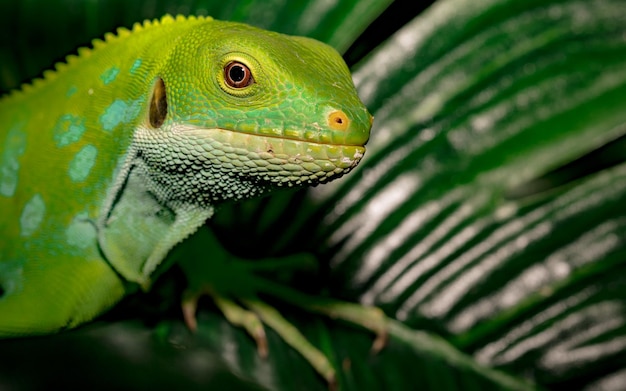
<box><xmin>203</xmin><ymin>108</ymin><xmax>370</xmax><ymax>148</ymax></box>
<box><xmin>174</xmin><ymin>125</ymin><xmax>366</xmax><ymax>186</ymax></box>
<box><xmin>215</xmin><ymin>125</ymin><xmax>365</xmax><ymax>148</ymax></box>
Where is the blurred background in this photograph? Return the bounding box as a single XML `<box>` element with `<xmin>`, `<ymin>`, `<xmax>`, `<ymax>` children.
<box><xmin>2</xmin><ymin>0</ymin><xmax>626</xmax><ymax>390</ymax></box>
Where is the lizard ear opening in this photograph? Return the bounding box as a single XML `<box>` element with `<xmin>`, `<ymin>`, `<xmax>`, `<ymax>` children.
<box><xmin>149</xmin><ymin>77</ymin><xmax>168</xmax><ymax>128</ymax></box>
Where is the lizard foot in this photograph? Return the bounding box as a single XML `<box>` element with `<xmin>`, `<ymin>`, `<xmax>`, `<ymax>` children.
<box><xmin>181</xmin><ymin>285</ymin><xmax>336</xmax><ymax>385</ymax></box>
<box><xmin>182</xmin><ymin>286</ymin><xmax>268</xmax><ymax>357</ymax></box>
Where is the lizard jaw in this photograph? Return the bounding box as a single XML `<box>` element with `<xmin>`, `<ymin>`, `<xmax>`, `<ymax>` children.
<box><xmin>142</xmin><ymin>124</ymin><xmax>366</xmax><ymax>188</ymax></box>
<box><xmin>189</xmin><ymin>126</ymin><xmax>366</xmax><ymax>186</ymax></box>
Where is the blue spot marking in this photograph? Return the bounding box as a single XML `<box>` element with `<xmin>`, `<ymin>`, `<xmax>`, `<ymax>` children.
<box><xmin>20</xmin><ymin>193</ymin><xmax>45</xmax><ymax>237</ymax></box>
<box><xmin>99</xmin><ymin>98</ymin><xmax>143</xmax><ymax>131</ymax></box>
<box><xmin>66</xmin><ymin>211</ymin><xmax>97</xmax><ymax>250</ymax></box>
<box><xmin>0</xmin><ymin>125</ymin><xmax>27</xmax><ymax>197</ymax></box>
<box><xmin>53</xmin><ymin>114</ymin><xmax>86</xmax><ymax>147</ymax></box>
<box><xmin>0</xmin><ymin>260</ymin><xmax>25</xmax><ymax>296</ymax></box>
<box><xmin>130</xmin><ymin>58</ymin><xmax>142</xmax><ymax>74</ymax></box>
<box><xmin>100</xmin><ymin>66</ymin><xmax>120</xmax><ymax>85</ymax></box>
<box><xmin>68</xmin><ymin>144</ymin><xmax>98</xmax><ymax>183</ymax></box>
<box><xmin>66</xmin><ymin>86</ymin><xmax>78</xmax><ymax>97</ymax></box>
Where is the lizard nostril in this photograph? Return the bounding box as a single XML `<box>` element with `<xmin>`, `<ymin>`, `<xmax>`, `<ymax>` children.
<box><xmin>328</xmin><ymin>110</ymin><xmax>349</xmax><ymax>131</ymax></box>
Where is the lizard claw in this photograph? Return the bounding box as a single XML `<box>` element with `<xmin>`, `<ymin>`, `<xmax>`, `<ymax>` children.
<box><xmin>370</xmin><ymin>324</ymin><xmax>389</xmax><ymax>354</ymax></box>
<box><xmin>181</xmin><ymin>286</ymin><xmax>269</xmax><ymax>358</ymax></box>
<box><xmin>364</xmin><ymin>306</ymin><xmax>389</xmax><ymax>354</ymax></box>
<box><xmin>181</xmin><ymin>293</ymin><xmax>200</xmax><ymax>332</ymax></box>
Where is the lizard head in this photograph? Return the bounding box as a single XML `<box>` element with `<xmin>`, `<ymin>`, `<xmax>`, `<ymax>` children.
<box><xmin>137</xmin><ymin>18</ymin><xmax>372</xmax><ymax>204</ymax></box>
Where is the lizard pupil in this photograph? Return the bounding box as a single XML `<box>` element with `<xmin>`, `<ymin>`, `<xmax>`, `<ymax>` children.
<box><xmin>230</xmin><ymin>66</ymin><xmax>245</xmax><ymax>81</ymax></box>
<box><xmin>224</xmin><ymin>61</ymin><xmax>253</xmax><ymax>88</ymax></box>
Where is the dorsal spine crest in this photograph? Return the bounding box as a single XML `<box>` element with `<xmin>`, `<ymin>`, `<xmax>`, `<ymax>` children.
<box><xmin>1</xmin><ymin>14</ymin><xmax>212</xmax><ymax>102</ymax></box>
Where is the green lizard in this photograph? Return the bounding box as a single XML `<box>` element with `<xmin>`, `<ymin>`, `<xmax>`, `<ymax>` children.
<box><xmin>0</xmin><ymin>14</ymin><xmax>378</xmax><ymax>384</ymax></box>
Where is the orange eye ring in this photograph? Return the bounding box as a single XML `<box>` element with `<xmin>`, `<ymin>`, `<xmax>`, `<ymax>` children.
<box><xmin>224</xmin><ymin>61</ymin><xmax>254</xmax><ymax>88</ymax></box>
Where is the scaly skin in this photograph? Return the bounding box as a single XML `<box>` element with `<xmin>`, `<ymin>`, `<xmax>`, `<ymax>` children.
<box><xmin>0</xmin><ymin>15</ymin><xmax>371</xmax><ymax>337</ymax></box>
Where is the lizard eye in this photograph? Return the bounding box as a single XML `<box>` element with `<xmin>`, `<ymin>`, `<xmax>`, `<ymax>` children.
<box><xmin>224</xmin><ymin>61</ymin><xmax>254</xmax><ymax>88</ymax></box>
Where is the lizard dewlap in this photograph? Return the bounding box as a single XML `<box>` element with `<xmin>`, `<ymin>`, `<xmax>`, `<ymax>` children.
<box><xmin>0</xmin><ymin>15</ymin><xmax>371</xmax><ymax>337</ymax></box>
